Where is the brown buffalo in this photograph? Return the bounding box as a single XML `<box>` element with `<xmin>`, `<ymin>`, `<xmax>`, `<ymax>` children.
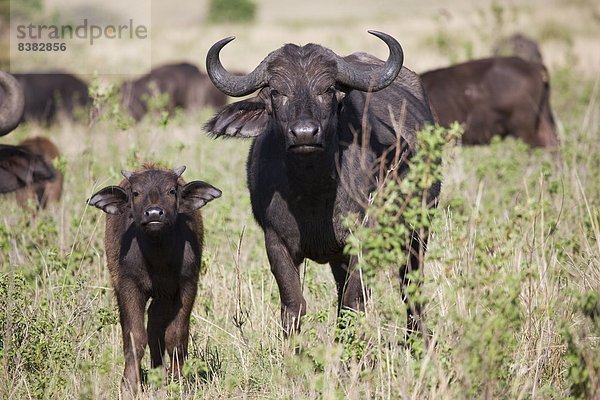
<box><xmin>421</xmin><ymin>57</ymin><xmax>559</xmax><ymax>147</ymax></box>
<box><xmin>13</xmin><ymin>72</ymin><xmax>90</xmax><ymax>124</ymax></box>
<box><xmin>205</xmin><ymin>31</ymin><xmax>437</xmax><ymax>337</ymax></box>
<box><xmin>0</xmin><ymin>71</ymin><xmax>56</xmax><ymax>194</ymax></box>
<box><xmin>87</xmin><ymin>164</ymin><xmax>221</xmax><ymax>391</ymax></box>
<box><xmin>15</xmin><ymin>136</ymin><xmax>63</xmax><ymax>208</ymax></box>
<box><xmin>121</xmin><ymin>62</ymin><xmax>228</xmax><ymax>121</ymax></box>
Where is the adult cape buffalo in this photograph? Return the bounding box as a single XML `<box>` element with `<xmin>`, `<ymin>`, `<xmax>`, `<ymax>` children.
<box><xmin>0</xmin><ymin>71</ymin><xmax>55</xmax><ymax>194</ymax></box>
<box><xmin>14</xmin><ymin>72</ymin><xmax>90</xmax><ymax>124</ymax></box>
<box><xmin>205</xmin><ymin>31</ymin><xmax>437</xmax><ymax>337</ymax></box>
<box><xmin>421</xmin><ymin>57</ymin><xmax>559</xmax><ymax>147</ymax></box>
<box><xmin>121</xmin><ymin>62</ymin><xmax>227</xmax><ymax>121</ymax></box>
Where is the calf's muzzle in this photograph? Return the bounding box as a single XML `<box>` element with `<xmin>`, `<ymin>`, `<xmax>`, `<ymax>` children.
<box><xmin>142</xmin><ymin>206</ymin><xmax>165</xmax><ymax>224</ymax></box>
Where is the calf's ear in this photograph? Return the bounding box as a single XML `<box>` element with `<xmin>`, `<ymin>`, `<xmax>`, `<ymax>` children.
<box><xmin>87</xmin><ymin>186</ymin><xmax>129</xmax><ymax>215</ymax></box>
<box><xmin>179</xmin><ymin>181</ymin><xmax>222</xmax><ymax>212</ymax></box>
<box><xmin>204</xmin><ymin>96</ymin><xmax>269</xmax><ymax>138</ymax></box>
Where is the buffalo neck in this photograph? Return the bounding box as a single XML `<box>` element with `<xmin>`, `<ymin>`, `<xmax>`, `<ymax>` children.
<box><xmin>285</xmin><ymin>149</ymin><xmax>338</xmax><ymax>196</ymax></box>
<box><xmin>135</xmin><ymin>223</ymin><xmax>178</xmax><ymax>264</ymax></box>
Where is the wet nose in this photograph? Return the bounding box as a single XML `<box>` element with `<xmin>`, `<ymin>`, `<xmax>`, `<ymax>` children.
<box><xmin>144</xmin><ymin>207</ymin><xmax>164</xmax><ymax>220</ymax></box>
<box><xmin>290</xmin><ymin>120</ymin><xmax>320</xmax><ymax>139</ymax></box>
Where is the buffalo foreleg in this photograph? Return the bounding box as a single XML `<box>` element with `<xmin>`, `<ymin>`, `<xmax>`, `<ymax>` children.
<box><xmin>116</xmin><ymin>282</ymin><xmax>149</xmax><ymax>391</ymax></box>
<box><xmin>163</xmin><ymin>283</ymin><xmax>197</xmax><ymax>379</ymax></box>
<box><xmin>330</xmin><ymin>256</ymin><xmax>368</xmax><ymax>314</ymax></box>
<box><xmin>265</xmin><ymin>228</ymin><xmax>306</xmax><ymax>337</ymax></box>
<box><xmin>401</xmin><ymin>231</ymin><xmax>427</xmax><ymax>338</ymax></box>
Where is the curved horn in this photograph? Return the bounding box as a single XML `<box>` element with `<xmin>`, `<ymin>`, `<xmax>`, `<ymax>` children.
<box><xmin>206</xmin><ymin>36</ymin><xmax>268</xmax><ymax>97</ymax></box>
<box><xmin>0</xmin><ymin>71</ymin><xmax>24</xmax><ymax>136</ymax></box>
<box><xmin>335</xmin><ymin>30</ymin><xmax>404</xmax><ymax>92</ymax></box>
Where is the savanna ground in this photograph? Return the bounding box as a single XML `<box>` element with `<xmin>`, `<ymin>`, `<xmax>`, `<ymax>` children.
<box><xmin>1</xmin><ymin>0</ymin><xmax>599</xmax><ymax>398</ymax></box>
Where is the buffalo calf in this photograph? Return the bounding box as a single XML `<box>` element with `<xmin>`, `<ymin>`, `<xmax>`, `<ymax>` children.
<box><xmin>87</xmin><ymin>164</ymin><xmax>221</xmax><ymax>390</ymax></box>
<box><xmin>15</xmin><ymin>136</ymin><xmax>63</xmax><ymax>208</ymax></box>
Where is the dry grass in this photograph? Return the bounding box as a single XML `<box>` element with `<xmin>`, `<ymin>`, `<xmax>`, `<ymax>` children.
<box><xmin>1</xmin><ymin>0</ymin><xmax>599</xmax><ymax>399</ymax></box>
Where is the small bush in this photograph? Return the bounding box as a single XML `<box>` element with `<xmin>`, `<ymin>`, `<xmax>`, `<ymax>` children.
<box><xmin>345</xmin><ymin>123</ymin><xmax>462</xmax><ymax>284</ymax></box>
<box><xmin>206</xmin><ymin>0</ymin><xmax>256</xmax><ymax>23</ymax></box>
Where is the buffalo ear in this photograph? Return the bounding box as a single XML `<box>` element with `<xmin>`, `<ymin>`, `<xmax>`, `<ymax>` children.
<box><xmin>87</xmin><ymin>186</ymin><xmax>129</xmax><ymax>215</ymax></box>
<box><xmin>179</xmin><ymin>181</ymin><xmax>222</xmax><ymax>212</ymax></box>
<box><xmin>204</xmin><ymin>95</ymin><xmax>269</xmax><ymax>138</ymax></box>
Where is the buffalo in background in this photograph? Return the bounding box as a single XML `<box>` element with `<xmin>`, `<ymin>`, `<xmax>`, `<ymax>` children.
<box><xmin>205</xmin><ymin>31</ymin><xmax>438</xmax><ymax>337</ymax></box>
<box><xmin>421</xmin><ymin>57</ymin><xmax>559</xmax><ymax>147</ymax></box>
<box><xmin>0</xmin><ymin>71</ymin><xmax>56</xmax><ymax>195</ymax></box>
<box><xmin>492</xmin><ymin>33</ymin><xmax>543</xmax><ymax>64</ymax></box>
<box><xmin>14</xmin><ymin>72</ymin><xmax>90</xmax><ymax>124</ymax></box>
<box><xmin>121</xmin><ymin>62</ymin><xmax>228</xmax><ymax>121</ymax></box>
<box><xmin>15</xmin><ymin>136</ymin><xmax>63</xmax><ymax>209</ymax></box>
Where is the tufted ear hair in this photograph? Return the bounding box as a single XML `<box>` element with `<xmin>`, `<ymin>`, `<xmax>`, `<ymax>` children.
<box><xmin>204</xmin><ymin>90</ymin><xmax>270</xmax><ymax>138</ymax></box>
<box><xmin>87</xmin><ymin>186</ymin><xmax>129</xmax><ymax>215</ymax></box>
<box><xmin>179</xmin><ymin>180</ymin><xmax>222</xmax><ymax>213</ymax></box>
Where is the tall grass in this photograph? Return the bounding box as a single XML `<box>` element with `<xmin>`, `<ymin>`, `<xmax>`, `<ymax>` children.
<box><xmin>1</xmin><ymin>3</ymin><xmax>599</xmax><ymax>398</ymax></box>
<box><xmin>0</xmin><ymin>69</ymin><xmax>598</xmax><ymax>398</ymax></box>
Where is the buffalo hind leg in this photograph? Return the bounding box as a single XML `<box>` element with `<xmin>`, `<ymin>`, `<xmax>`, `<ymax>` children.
<box><xmin>401</xmin><ymin>232</ymin><xmax>427</xmax><ymax>339</ymax></box>
<box><xmin>265</xmin><ymin>229</ymin><xmax>306</xmax><ymax>337</ymax></box>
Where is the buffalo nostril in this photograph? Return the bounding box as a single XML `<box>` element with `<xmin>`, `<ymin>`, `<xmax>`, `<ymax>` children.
<box><xmin>291</xmin><ymin>122</ymin><xmax>320</xmax><ymax>137</ymax></box>
<box><xmin>144</xmin><ymin>207</ymin><xmax>164</xmax><ymax>219</ymax></box>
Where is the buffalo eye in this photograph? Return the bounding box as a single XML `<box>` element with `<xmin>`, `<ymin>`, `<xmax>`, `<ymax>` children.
<box><xmin>169</xmin><ymin>188</ymin><xmax>177</xmax><ymax>195</ymax></box>
<box><xmin>270</xmin><ymin>89</ymin><xmax>287</xmax><ymax>101</ymax></box>
<box><xmin>318</xmin><ymin>86</ymin><xmax>336</xmax><ymax>102</ymax></box>
<box><xmin>132</xmin><ymin>191</ymin><xmax>140</xmax><ymax>197</ymax></box>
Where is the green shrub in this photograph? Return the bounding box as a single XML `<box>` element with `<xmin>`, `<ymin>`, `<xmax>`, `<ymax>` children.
<box><xmin>345</xmin><ymin>123</ymin><xmax>462</xmax><ymax>286</ymax></box>
<box><xmin>0</xmin><ymin>274</ymin><xmax>76</xmax><ymax>398</ymax></box>
<box><xmin>206</xmin><ymin>0</ymin><xmax>256</xmax><ymax>23</ymax></box>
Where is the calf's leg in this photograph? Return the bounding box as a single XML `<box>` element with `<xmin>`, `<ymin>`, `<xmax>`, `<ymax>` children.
<box><xmin>147</xmin><ymin>299</ymin><xmax>170</xmax><ymax>370</ymax></box>
<box><xmin>116</xmin><ymin>285</ymin><xmax>148</xmax><ymax>391</ymax></box>
<box><xmin>163</xmin><ymin>284</ymin><xmax>197</xmax><ymax>379</ymax></box>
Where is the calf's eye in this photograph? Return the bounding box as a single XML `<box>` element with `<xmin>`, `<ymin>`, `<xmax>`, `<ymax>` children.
<box><xmin>169</xmin><ymin>189</ymin><xmax>177</xmax><ymax>195</ymax></box>
<box><xmin>132</xmin><ymin>191</ymin><xmax>140</xmax><ymax>197</ymax></box>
